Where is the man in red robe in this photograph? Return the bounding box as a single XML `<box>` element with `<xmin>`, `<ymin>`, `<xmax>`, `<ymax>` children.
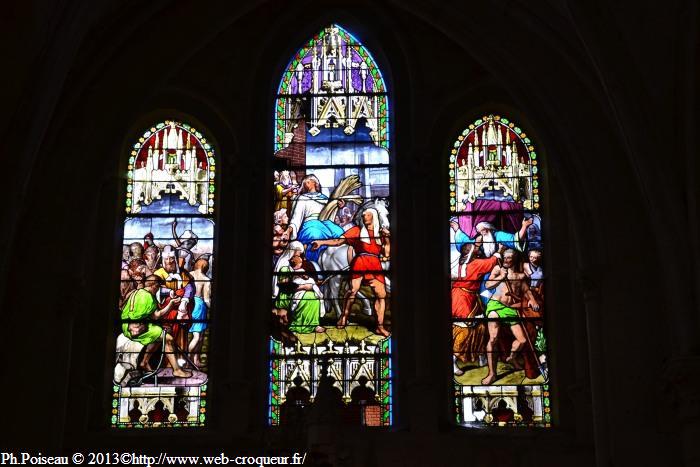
<box><xmin>452</xmin><ymin>243</ymin><xmax>500</xmax><ymax>319</ymax></box>
<box><xmin>453</xmin><ymin>243</ymin><xmax>502</xmax><ymax>374</ymax></box>
<box><xmin>311</xmin><ymin>208</ymin><xmax>390</xmax><ymax>336</ymax></box>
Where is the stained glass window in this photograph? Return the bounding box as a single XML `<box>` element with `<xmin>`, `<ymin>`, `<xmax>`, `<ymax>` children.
<box><xmin>269</xmin><ymin>25</ymin><xmax>392</xmax><ymax>426</ymax></box>
<box><xmin>449</xmin><ymin>115</ymin><xmax>550</xmax><ymax>427</ymax></box>
<box><xmin>112</xmin><ymin>120</ymin><xmax>215</xmax><ymax>427</ymax></box>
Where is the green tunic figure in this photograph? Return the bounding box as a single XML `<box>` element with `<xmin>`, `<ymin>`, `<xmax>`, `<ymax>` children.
<box><xmin>121</xmin><ymin>288</ymin><xmax>163</xmax><ymax>345</ymax></box>
<box><xmin>275</xmin><ymin>266</ymin><xmax>323</xmax><ymax>334</ymax></box>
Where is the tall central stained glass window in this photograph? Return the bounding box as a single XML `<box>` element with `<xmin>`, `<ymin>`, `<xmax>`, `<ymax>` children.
<box><xmin>269</xmin><ymin>24</ymin><xmax>392</xmax><ymax>426</ymax></box>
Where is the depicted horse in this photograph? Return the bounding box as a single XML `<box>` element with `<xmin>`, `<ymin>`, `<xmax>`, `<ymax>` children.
<box><xmin>317</xmin><ymin>198</ymin><xmax>391</xmax><ymax>318</ymax></box>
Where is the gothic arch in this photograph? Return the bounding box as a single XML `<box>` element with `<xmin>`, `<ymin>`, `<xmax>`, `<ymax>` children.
<box><xmin>268</xmin><ymin>23</ymin><xmax>394</xmax><ymax>426</ymax></box>
<box><xmin>448</xmin><ymin>113</ymin><xmax>550</xmax><ymax>427</ymax></box>
<box><xmin>111</xmin><ymin>118</ymin><xmax>218</xmax><ymax>428</ymax></box>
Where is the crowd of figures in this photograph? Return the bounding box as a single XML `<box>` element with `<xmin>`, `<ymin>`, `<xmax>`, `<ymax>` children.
<box><xmin>450</xmin><ymin>214</ymin><xmax>546</xmax><ymax>385</ymax></box>
<box><xmin>116</xmin><ymin>219</ymin><xmax>212</xmax><ymax>383</ymax></box>
<box><xmin>271</xmin><ymin>170</ymin><xmax>392</xmax><ymax>343</ymax></box>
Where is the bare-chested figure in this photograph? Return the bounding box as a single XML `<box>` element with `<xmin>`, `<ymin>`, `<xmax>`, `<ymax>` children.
<box><xmin>143</xmin><ymin>245</ymin><xmax>160</xmax><ymax>275</ymax></box>
<box><xmin>119</xmin><ymin>258</ymin><xmax>148</xmax><ymax>308</ymax></box>
<box><xmin>128</xmin><ymin>242</ymin><xmax>145</xmax><ymax>260</ymax></box>
<box><xmin>188</xmin><ymin>258</ymin><xmax>211</xmax><ymax>367</ymax></box>
<box><xmin>481</xmin><ymin>249</ymin><xmax>540</xmax><ymax>385</ymax></box>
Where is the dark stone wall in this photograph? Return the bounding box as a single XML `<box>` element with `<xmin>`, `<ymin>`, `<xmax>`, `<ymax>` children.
<box><xmin>1</xmin><ymin>0</ymin><xmax>697</xmax><ymax>465</ymax></box>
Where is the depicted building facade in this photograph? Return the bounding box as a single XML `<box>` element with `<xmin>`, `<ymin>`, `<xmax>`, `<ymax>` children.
<box><xmin>455</xmin><ymin>116</ymin><xmax>533</xmax><ymax>209</ymax></box>
<box><xmin>131</xmin><ymin>121</ymin><xmax>212</xmax><ymax>214</ymax></box>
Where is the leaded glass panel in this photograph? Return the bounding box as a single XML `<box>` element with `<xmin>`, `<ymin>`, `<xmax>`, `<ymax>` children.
<box><xmin>112</xmin><ymin>120</ymin><xmax>215</xmax><ymax>427</ymax></box>
<box><xmin>269</xmin><ymin>25</ymin><xmax>392</xmax><ymax>426</ymax></box>
<box><xmin>449</xmin><ymin>115</ymin><xmax>550</xmax><ymax>427</ymax></box>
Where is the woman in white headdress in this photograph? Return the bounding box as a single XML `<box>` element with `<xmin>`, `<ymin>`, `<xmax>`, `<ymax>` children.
<box><xmin>272</xmin><ymin>241</ymin><xmax>305</xmax><ymax>297</ymax></box>
<box><xmin>272</xmin><ymin>241</ymin><xmax>325</xmax><ymax>334</ymax></box>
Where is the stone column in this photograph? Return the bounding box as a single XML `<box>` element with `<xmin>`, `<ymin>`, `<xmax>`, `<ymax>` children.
<box><xmin>578</xmin><ymin>272</ymin><xmax>612</xmax><ymax>467</ymax></box>
<box><xmin>662</xmin><ymin>357</ymin><xmax>700</xmax><ymax>467</ymax></box>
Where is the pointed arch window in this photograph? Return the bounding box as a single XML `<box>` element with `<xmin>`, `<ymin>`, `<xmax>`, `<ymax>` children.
<box><xmin>449</xmin><ymin>114</ymin><xmax>551</xmax><ymax>427</ymax></box>
<box><xmin>269</xmin><ymin>25</ymin><xmax>392</xmax><ymax>426</ymax></box>
<box><xmin>111</xmin><ymin>120</ymin><xmax>216</xmax><ymax>427</ymax></box>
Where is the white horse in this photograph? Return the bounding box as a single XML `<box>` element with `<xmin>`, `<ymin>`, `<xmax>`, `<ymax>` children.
<box><xmin>317</xmin><ymin>199</ymin><xmax>391</xmax><ymax>317</ymax></box>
